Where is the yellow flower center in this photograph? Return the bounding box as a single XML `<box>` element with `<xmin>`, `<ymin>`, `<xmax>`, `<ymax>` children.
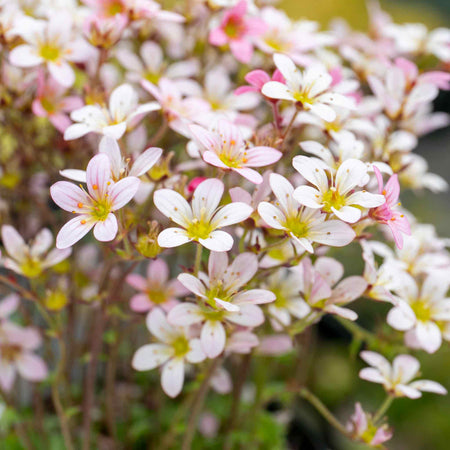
<box><xmin>39</xmin><ymin>43</ymin><xmax>61</xmax><ymax>62</ymax></box>
<box><xmin>41</xmin><ymin>97</ymin><xmax>55</xmax><ymax>113</ymax></box>
<box><xmin>20</xmin><ymin>257</ymin><xmax>43</xmax><ymax>278</ymax></box>
<box><xmin>284</xmin><ymin>215</ymin><xmax>309</xmax><ymax>239</ymax></box>
<box><xmin>147</xmin><ymin>287</ymin><xmax>167</xmax><ymax>304</ymax></box>
<box><xmin>107</xmin><ymin>0</ymin><xmax>125</xmax><ymax>16</ymax></box>
<box><xmin>224</xmin><ymin>18</ymin><xmax>244</xmax><ymax>39</ymax></box>
<box><xmin>322</xmin><ymin>188</ymin><xmax>346</xmax><ymax>213</ymax></box>
<box><xmin>411</xmin><ymin>299</ymin><xmax>433</xmax><ymax>322</ymax></box>
<box><xmin>272</xmin><ymin>287</ymin><xmax>288</xmax><ymax>308</ymax></box>
<box><xmin>171</xmin><ymin>336</ymin><xmax>190</xmax><ymax>358</ymax></box>
<box><xmin>186</xmin><ymin>218</ymin><xmax>213</xmax><ymax>240</ymax></box>
<box><xmin>293</xmin><ymin>91</ymin><xmax>314</xmax><ymax>105</ymax></box>
<box><xmin>91</xmin><ymin>200</ymin><xmax>111</xmax><ymax>221</ymax></box>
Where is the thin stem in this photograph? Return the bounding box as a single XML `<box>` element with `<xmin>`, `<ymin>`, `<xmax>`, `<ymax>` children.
<box><xmin>281</xmin><ymin>110</ymin><xmax>299</xmax><ymax>145</ymax></box>
<box><xmin>193</xmin><ymin>244</ymin><xmax>203</xmax><ymax>276</ymax></box>
<box><xmin>373</xmin><ymin>395</ymin><xmax>394</xmax><ymax>424</ymax></box>
<box><xmin>299</xmin><ymin>387</ymin><xmax>352</xmax><ymax>439</ymax></box>
<box><xmin>0</xmin><ymin>274</ymin><xmax>38</xmax><ymax>302</ymax></box>
<box><xmin>224</xmin><ymin>353</ymin><xmax>252</xmax><ymax>450</ymax></box>
<box><xmin>51</xmin><ymin>339</ymin><xmax>75</xmax><ymax>450</ymax></box>
<box><xmin>181</xmin><ymin>358</ymin><xmax>221</xmax><ymax>450</ymax></box>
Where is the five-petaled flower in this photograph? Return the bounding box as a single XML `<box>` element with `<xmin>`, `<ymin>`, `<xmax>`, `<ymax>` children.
<box><xmin>154</xmin><ymin>178</ymin><xmax>253</xmax><ymax>252</ymax></box>
<box><xmin>50</xmin><ymin>153</ymin><xmax>140</xmax><ymax>248</ymax></box>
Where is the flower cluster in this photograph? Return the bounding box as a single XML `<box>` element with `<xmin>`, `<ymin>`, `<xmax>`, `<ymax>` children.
<box><xmin>0</xmin><ymin>0</ymin><xmax>449</xmax><ymax>448</ymax></box>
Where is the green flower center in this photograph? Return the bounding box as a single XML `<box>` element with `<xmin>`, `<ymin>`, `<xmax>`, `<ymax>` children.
<box><xmin>411</xmin><ymin>299</ymin><xmax>433</xmax><ymax>322</ymax></box>
<box><xmin>41</xmin><ymin>97</ymin><xmax>55</xmax><ymax>113</ymax></box>
<box><xmin>39</xmin><ymin>43</ymin><xmax>61</xmax><ymax>62</ymax></box>
<box><xmin>171</xmin><ymin>336</ymin><xmax>190</xmax><ymax>358</ymax></box>
<box><xmin>202</xmin><ymin>310</ymin><xmax>226</xmax><ymax>322</ymax></box>
<box><xmin>224</xmin><ymin>18</ymin><xmax>244</xmax><ymax>38</ymax></box>
<box><xmin>20</xmin><ymin>257</ymin><xmax>43</xmax><ymax>278</ymax></box>
<box><xmin>322</xmin><ymin>188</ymin><xmax>346</xmax><ymax>213</ymax></box>
<box><xmin>147</xmin><ymin>287</ymin><xmax>167</xmax><ymax>304</ymax></box>
<box><xmin>272</xmin><ymin>287</ymin><xmax>288</xmax><ymax>308</ymax></box>
<box><xmin>144</xmin><ymin>71</ymin><xmax>160</xmax><ymax>84</ymax></box>
<box><xmin>107</xmin><ymin>1</ymin><xmax>124</xmax><ymax>16</ymax></box>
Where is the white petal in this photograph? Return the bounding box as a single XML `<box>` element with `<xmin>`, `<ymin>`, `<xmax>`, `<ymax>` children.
<box><xmin>56</xmin><ymin>216</ymin><xmax>94</xmax><ymax>249</ymax></box>
<box><xmin>309</xmin><ymin>220</ymin><xmax>355</xmax><ymax>247</ymax></box>
<box><xmin>93</xmin><ymin>214</ymin><xmax>118</xmax><ymax>242</ymax></box>
<box><xmin>387</xmin><ymin>303</ymin><xmax>416</xmax><ymax>331</ymax></box>
<box><xmin>201</xmin><ymin>321</ymin><xmax>226</xmax><ymax>358</ymax></box>
<box><xmin>292</xmin><ymin>156</ymin><xmax>328</xmax><ymax>192</ymax></box>
<box><xmin>132</xmin><ymin>344</ymin><xmax>172</xmax><ymax>371</ymax></box>
<box><xmin>359</xmin><ymin>368</ymin><xmax>385</xmax><ymax>384</ymax></box>
<box><xmin>157</xmin><ymin>228</ymin><xmax>191</xmax><ymax>248</ymax></box>
<box><xmin>409</xmin><ymin>380</ymin><xmax>447</xmax><ymax>395</ymax></box>
<box><xmin>211</xmin><ymin>202</ymin><xmax>253</xmax><ymax>228</ymax></box>
<box><xmin>192</xmin><ymin>179</ymin><xmax>224</xmax><ymax>220</ymax></box>
<box><xmin>261</xmin><ymin>81</ymin><xmax>295</xmax><ymax>101</ymax></box>
<box><xmin>331</xmin><ymin>205</ymin><xmax>361</xmax><ymax>223</ymax></box>
<box><xmin>416</xmin><ymin>321</ymin><xmax>442</xmax><ymax>353</ymax></box>
<box><xmin>167</xmin><ymin>302</ymin><xmax>203</xmax><ymax>326</ymax></box>
<box><xmin>146</xmin><ymin>308</ymin><xmax>175</xmax><ymax>343</ymax></box>
<box><xmin>199</xmin><ymin>231</ymin><xmax>233</xmax><ymax>252</ymax></box>
<box><xmin>392</xmin><ymin>354</ymin><xmax>419</xmax><ymax>384</ymax></box>
<box><xmin>257</xmin><ymin>202</ymin><xmax>286</xmax><ymax>229</ymax></box>
<box><xmin>293</xmin><ymin>185</ymin><xmax>323</xmax><ymax>209</ymax></box>
<box><xmin>161</xmin><ymin>358</ymin><xmax>185</xmax><ymax>397</ymax></box>
<box><xmin>153</xmin><ymin>189</ymin><xmax>193</xmax><ymax>227</ymax></box>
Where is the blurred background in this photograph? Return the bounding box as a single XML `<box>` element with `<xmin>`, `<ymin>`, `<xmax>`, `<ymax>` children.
<box><xmin>277</xmin><ymin>1</ymin><xmax>450</xmax><ymax>449</ymax></box>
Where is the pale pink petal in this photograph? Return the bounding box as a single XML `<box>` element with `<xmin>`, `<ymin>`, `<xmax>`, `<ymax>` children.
<box><xmin>293</xmin><ymin>186</ymin><xmax>323</xmax><ymax>209</ymax></box>
<box><xmin>109</xmin><ymin>177</ymin><xmax>140</xmax><ymax>210</ymax></box>
<box><xmin>416</xmin><ymin>321</ymin><xmax>442</xmax><ymax>353</ymax></box>
<box><xmin>50</xmin><ymin>181</ymin><xmax>89</xmax><ymax>212</ymax></box>
<box><xmin>130</xmin><ymin>294</ymin><xmax>152</xmax><ymax>312</ymax></box>
<box><xmin>396</xmin><ymin>384</ymin><xmax>421</xmax><ymax>399</ymax></box>
<box><xmin>315</xmin><ymin>257</ymin><xmax>344</xmax><ymax>286</ymax></box>
<box><xmin>16</xmin><ymin>353</ymin><xmax>48</xmax><ymax>382</ymax></box>
<box><xmin>359</xmin><ymin>367</ymin><xmax>385</xmax><ymax>384</ymax></box>
<box><xmin>201</xmin><ymin>321</ymin><xmax>226</xmax><ymax>358</ymax></box>
<box><xmin>93</xmin><ymin>213</ymin><xmax>118</xmax><ymax>242</ymax></box>
<box><xmin>9</xmin><ymin>45</ymin><xmax>42</xmax><ymax>67</ymax></box>
<box><xmin>161</xmin><ymin>358</ymin><xmax>185</xmax><ymax>398</ymax></box>
<box><xmin>56</xmin><ymin>216</ymin><xmax>94</xmax><ymax>249</ymax></box>
<box><xmin>1</xmin><ymin>225</ymin><xmax>28</xmax><ymax>262</ymax></box>
<box><xmin>308</xmin><ymin>103</ymin><xmax>336</xmax><ymax>122</ymax></box>
<box><xmin>392</xmin><ymin>354</ymin><xmax>419</xmax><ymax>384</ymax></box>
<box><xmin>360</xmin><ymin>351</ymin><xmax>391</xmax><ymax>377</ymax></box>
<box><xmin>177</xmin><ymin>274</ymin><xmax>206</xmax><ymax>298</ymax></box>
<box><xmin>332</xmin><ymin>205</ymin><xmax>362</xmax><ymax>223</ymax></box>
<box><xmin>0</xmin><ymin>294</ymin><xmax>19</xmax><ymax>319</ymax></box>
<box><xmin>409</xmin><ymin>380</ymin><xmax>447</xmax><ymax>395</ymax></box>
<box><xmin>86</xmin><ymin>153</ymin><xmax>111</xmax><ymax>200</ymax></box>
<box><xmin>146</xmin><ymin>308</ymin><xmax>175</xmax><ymax>343</ymax></box>
<box><xmin>192</xmin><ymin>179</ymin><xmax>224</xmax><ymax>220</ymax></box>
<box><xmin>257</xmin><ymin>202</ymin><xmax>286</xmax><ymax>229</ymax></box>
<box><xmin>130</xmin><ymin>147</ymin><xmax>162</xmax><ymax>177</ymax></box>
<box><xmin>233</xmin><ymin>289</ymin><xmax>276</xmax><ymax>305</ymax></box>
<box><xmin>186</xmin><ymin>338</ymin><xmax>206</xmax><ymax>363</ymax></box>
<box><xmin>0</xmin><ymin>363</ymin><xmax>16</xmax><ymax>391</ymax></box>
<box><xmin>126</xmin><ymin>274</ymin><xmax>147</xmax><ymax>291</ymax></box>
<box><xmin>233</xmin><ymin>167</ymin><xmax>263</xmax><ymax>184</ymax></box>
<box><xmin>48</xmin><ymin>61</ymin><xmax>75</xmax><ymax>87</ymax></box>
<box><xmin>227</xmin><ymin>304</ymin><xmax>264</xmax><ymax>327</ymax></box>
<box><xmin>167</xmin><ymin>303</ymin><xmax>203</xmax><ymax>326</ymax></box>
<box><xmin>203</xmin><ymin>151</ymin><xmax>229</xmax><ymax>169</ymax></box>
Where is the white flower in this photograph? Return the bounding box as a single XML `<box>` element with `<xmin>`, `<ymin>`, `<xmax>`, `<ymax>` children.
<box><xmin>359</xmin><ymin>351</ymin><xmax>447</xmax><ymax>399</ymax></box>
<box><xmin>64</xmin><ymin>84</ymin><xmax>161</xmax><ymax>140</ymax></box>
<box><xmin>1</xmin><ymin>226</ymin><xmax>71</xmax><ymax>278</ymax></box>
<box><xmin>261</xmin><ymin>53</ymin><xmax>355</xmax><ymax>122</ymax></box>
<box><xmin>257</xmin><ymin>173</ymin><xmax>355</xmax><ymax>253</ymax></box>
<box><xmin>387</xmin><ymin>272</ymin><xmax>450</xmax><ymax>354</ymax></box>
<box><xmin>132</xmin><ymin>308</ymin><xmax>205</xmax><ymax>398</ymax></box>
<box><xmin>154</xmin><ymin>178</ymin><xmax>253</xmax><ymax>252</ymax></box>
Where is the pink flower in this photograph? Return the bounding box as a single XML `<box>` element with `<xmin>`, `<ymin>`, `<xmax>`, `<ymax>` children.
<box><xmin>126</xmin><ymin>259</ymin><xmax>188</xmax><ymax>313</ymax></box>
<box><xmin>346</xmin><ymin>403</ymin><xmax>393</xmax><ymax>447</ymax></box>
<box><xmin>32</xmin><ymin>72</ymin><xmax>83</xmax><ymax>133</ymax></box>
<box><xmin>234</xmin><ymin>69</ymin><xmax>284</xmax><ymax>98</ymax></box>
<box><xmin>370</xmin><ymin>166</ymin><xmax>410</xmax><ymax>249</ymax></box>
<box><xmin>50</xmin><ymin>154</ymin><xmax>140</xmax><ymax>248</ymax></box>
<box><xmin>189</xmin><ymin>120</ymin><xmax>281</xmax><ymax>184</ymax></box>
<box><xmin>132</xmin><ymin>308</ymin><xmax>205</xmax><ymax>398</ymax></box>
<box><xmin>83</xmin><ymin>13</ymin><xmax>128</xmax><ymax>49</ymax></box>
<box><xmin>209</xmin><ymin>0</ymin><xmax>267</xmax><ymax>64</ymax></box>
<box><xmin>0</xmin><ymin>301</ymin><xmax>48</xmax><ymax>391</ymax></box>
<box><xmin>168</xmin><ymin>252</ymin><xmax>275</xmax><ymax>358</ymax></box>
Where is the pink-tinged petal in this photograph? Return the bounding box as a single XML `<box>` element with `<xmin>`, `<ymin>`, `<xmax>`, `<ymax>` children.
<box><xmin>203</xmin><ymin>151</ymin><xmax>229</xmax><ymax>169</ymax></box>
<box><xmin>201</xmin><ymin>321</ymin><xmax>226</xmax><ymax>358</ymax></box>
<box><xmin>233</xmin><ymin>289</ymin><xmax>276</xmax><ymax>305</ymax></box>
<box><xmin>147</xmin><ymin>258</ymin><xmax>169</xmax><ymax>283</ymax></box>
<box><xmin>387</xmin><ymin>302</ymin><xmax>416</xmax><ymax>331</ymax></box>
<box><xmin>132</xmin><ymin>343</ymin><xmax>172</xmax><ymax>371</ymax></box>
<box><xmin>409</xmin><ymin>380</ymin><xmax>447</xmax><ymax>395</ymax></box>
<box><xmin>244</xmin><ymin>147</ymin><xmax>282</xmax><ymax>167</ymax></box>
<box><xmin>227</xmin><ymin>304</ymin><xmax>264</xmax><ymax>327</ymax></box>
<box><xmin>130</xmin><ymin>147</ymin><xmax>162</xmax><ymax>177</ymax></box>
<box><xmin>99</xmin><ymin>136</ymin><xmax>122</xmax><ymax>178</ymax></box>
<box><xmin>315</xmin><ymin>257</ymin><xmax>344</xmax><ymax>286</ymax></box>
<box><xmin>273</xmin><ymin>53</ymin><xmax>301</xmax><ymax>86</ymax></box>
<box><xmin>93</xmin><ymin>214</ymin><xmax>118</xmax><ymax>242</ymax></box>
<box><xmin>9</xmin><ymin>45</ymin><xmax>42</xmax><ymax>67</ymax></box>
<box><xmin>308</xmin><ymin>103</ymin><xmax>336</xmax><ymax>122</ymax></box>
<box><xmin>227</xmin><ymin>331</ymin><xmax>259</xmax><ymax>354</ymax></box>
<box><xmin>177</xmin><ymin>274</ymin><xmax>206</xmax><ymax>298</ymax></box>
<box><xmin>335</xmin><ymin>159</ymin><xmax>368</xmax><ymax>195</ymax></box>
<box><xmin>293</xmin><ymin>186</ymin><xmax>323</xmax><ymax>209</ymax></box>
<box><xmin>287</xmin><ymin>299</ymin><xmax>311</xmax><ymax>319</ymax></box>
<box><xmin>245</xmin><ymin>17</ymin><xmax>267</xmax><ymax>35</ymax></box>
<box><xmin>1</xmin><ymin>225</ymin><xmax>28</xmax><ymax>262</ymax></box>
<box><xmin>257</xmin><ymin>202</ymin><xmax>286</xmax><ymax>229</ymax></box>
<box><xmin>269</xmin><ymin>173</ymin><xmax>297</xmax><ymax>212</ymax></box>
<box><xmin>325</xmin><ymin>305</ymin><xmax>358</xmax><ymax>320</ymax></box>
<box><xmin>189</xmin><ymin>125</ymin><xmax>219</xmax><ymax>153</ymax></box>
<box><xmin>230</xmin><ymin>39</ymin><xmax>253</xmax><ymax>64</ymax></box>
<box><xmin>16</xmin><ymin>353</ymin><xmax>48</xmax><ymax>382</ymax></box>
<box><xmin>211</xmin><ymin>202</ymin><xmax>253</xmax><ymax>228</ymax></box>
<box><xmin>347</xmin><ymin>191</ymin><xmax>385</xmax><ymax>209</ymax></box>
<box><xmin>192</xmin><ymin>179</ymin><xmax>224</xmax><ymax>220</ymax></box>
<box><xmin>50</xmin><ymin>181</ymin><xmax>89</xmax><ymax>212</ymax></box>
<box><xmin>359</xmin><ymin>367</ymin><xmax>385</xmax><ymax>384</ymax></box>
<box><xmin>317</xmin><ymin>92</ymin><xmax>355</xmax><ymax>110</ymax></box>
<box><xmin>261</xmin><ymin>81</ymin><xmax>294</xmax><ymax>101</ymax></box>
<box><xmin>0</xmin><ymin>294</ymin><xmax>19</xmax><ymax>318</ymax></box>
<box><xmin>48</xmin><ymin>61</ymin><xmax>75</xmax><ymax>87</ymax></box>
<box><xmin>161</xmin><ymin>358</ymin><xmax>185</xmax><ymax>398</ymax></box>
<box><xmin>209</xmin><ymin>28</ymin><xmax>228</xmax><ymax>46</ymax></box>
<box><xmin>49</xmin><ymin>114</ymin><xmax>72</xmax><ymax>133</ymax></box>
<box><xmin>309</xmin><ymin>220</ymin><xmax>355</xmax><ymax>247</ymax></box>
<box><xmin>229</xmin><ymin>187</ymin><xmax>252</xmax><ymax>205</ymax></box>
<box><xmin>257</xmin><ymin>335</ymin><xmax>293</xmax><ymax>356</ymax></box>
<box><xmin>130</xmin><ymin>294</ymin><xmax>152</xmax><ymax>312</ymax></box>
<box><xmin>210</xmin><ymin>367</ymin><xmax>232</xmax><ymax>394</ymax></box>
<box><xmin>86</xmin><ymin>153</ymin><xmax>111</xmax><ymax>200</ymax></box>
<box><xmin>392</xmin><ymin>354</ymin><xmax>419</xmax><ymax>384</ymax></box>
<box><xmin>383</xmin><ymin>174</ymin><xmax>400</xmax><ymax>206</ymax></box>
<box><xmin>0</xmin><ymin>363</ymin><xmax>16</xmax><ymax>391</ymax></box>
<box><xmin>416</xmin><ymin>321</ymin><xmax>442</xmax><ymax>354</ymax></box>
<box><xmin>225</xmin><ymin>252</ymin><xmax>258</xmax><ymax>288</ymax></box>
<box><xmin>103</xmin><ymin>122</ymin><xmax>127</xmax><ymax>139</ymax></box>
<box><xmin>59</xmin><ymin>96</ymin><xmax>84</xmax><ymax>112</ymax></box>
<box><xmin>395</xmin><ymin>384</ymin><xmax>421</xmax><ymax>399</ymax></box>
<box><xmin>167</xmin><ymin>303</ymin><xmax>203</xmax><ymax>326</ymax></box>
<box><xmin>214</xmin><ymin>297</ymin><xmax>239</xmax><ymax>312</ymax></box>
<box><xmin>199</xmin><ymin>231</ymin><xmax>234</xmax><ymax>252</ymax></box>
<box><xmin>244</xmin><ymin>70</ymin><xmax>271</xmax><ymax>89</ymax></box>
<box><xmin>126</xmin><ymin>274</ymin><xmax>147</xmax><ymax>291</ymax></box>
<box><xmin>109</xmin><ymin>177</ymin><xmax>140</xmax><ymax>210</ymax></box>
<box><xmin>56</xmin><ymin>216</ymin><xmax>94</xmax><ymax>249</ymax></box>
<box><xmin>146</xmin><ymin>308</ymin><xmax>175</xmax><ymax>342</ymax></box>
<box><xmin>154</xmin><ymin>189</ymin><xmax>193</xmax><ymax>228</ymax></box>
<box><xmin>208</xmin><ymin>252</ymin><xmax>228</xmax><ymax>281</ymax></box>
<box><xmin>331</xmin><ymin>276</ymin><xmax>367</xmax><ymax>304</ymax></box>
<box><xmin>233</xmin><ymin>167</ymin><xmax>263</xmax><ymax>184</ymax></box>
<box><xmin>331</xmin><ymin>205</ymin><xmax>361</xmax><ymax>223</ymax></box>
<box><xmin>158</xmin><ymin>228</ymin><xmax>191</xmax><ymax>248</ymax></box>
<box><xmin>186</xmin><ymin>338</ymin><xmax>206</xmax><ymax>363</ymax></box>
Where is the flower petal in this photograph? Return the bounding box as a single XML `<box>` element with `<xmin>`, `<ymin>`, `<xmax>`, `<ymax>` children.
<box><xmin>201</xmin><ymin>321</ymin><xmax>226</xmax><ymax>359</ymax></box>
<box><xmin>132</xmin><ymin>343</ymin><xmax>172</xmax><ymax>371</ymax></box>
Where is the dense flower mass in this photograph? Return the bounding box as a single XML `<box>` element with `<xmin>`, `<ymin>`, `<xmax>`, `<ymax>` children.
<box><xmin>0</xmin><ymin>0</ymin><xmax>449</xmax><ymax>448</ymax></box>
